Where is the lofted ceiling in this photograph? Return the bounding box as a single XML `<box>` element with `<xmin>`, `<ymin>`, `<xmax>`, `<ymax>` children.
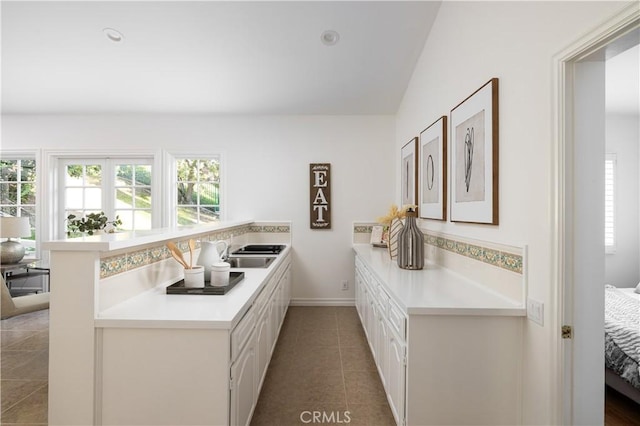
<box><xmin>1</xmin><ymin>1</ymin><xmax>441</xmax><ymax>115</ymax></box>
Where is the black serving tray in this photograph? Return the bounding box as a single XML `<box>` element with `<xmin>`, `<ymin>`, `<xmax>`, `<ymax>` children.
<box><xmin>166</xmin><ymin>271</ymin><xmax>245</xmax><ymax>295</ymax></box>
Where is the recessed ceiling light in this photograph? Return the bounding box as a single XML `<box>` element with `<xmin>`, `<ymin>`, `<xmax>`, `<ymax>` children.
<box><xmin>103</xmin><ymin>28</ymin><xmax>124</xmax><ymax>43</ymax></box>
<box><xmin>320</xmin><ymin>30</ymin><xmax>340</xmax><ymax>46</ymax></box>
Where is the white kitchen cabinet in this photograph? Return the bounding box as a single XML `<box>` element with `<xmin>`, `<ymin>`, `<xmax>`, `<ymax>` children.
<box><xmin>354</xmin><ymin>247</ymin><xmax>524</xmax><ymax>426</ymax></box>
<box><xmin>387</xmin><ymin>329</ymin><xmax>406</xmax><ymax>425</ymax></box>
<box><xmin>255</xmin><ymin>301</ymin><xmax>271</xmax><ymax>391</ymax></box>
<box><xmin>98</xmin><ymin>253</ymin><xmax>291</xmax><ymax>426</ymax></box>
<box><xmin>230</xmin><ymin>331</ymin><xmax>257</xmax><ymax>426</ymax></box>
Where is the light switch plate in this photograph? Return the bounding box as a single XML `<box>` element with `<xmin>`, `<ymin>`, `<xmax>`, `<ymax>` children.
<box><xmin>527</xmin><ymin>298</ymin><xmax>544</xmax><ymax>326</ymax></box>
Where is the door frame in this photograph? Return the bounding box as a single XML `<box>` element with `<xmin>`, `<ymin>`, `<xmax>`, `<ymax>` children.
<box><xmin>551</xmin><ymin>3</ymin><xmax>640</xmax><ymax>424</ymax></box>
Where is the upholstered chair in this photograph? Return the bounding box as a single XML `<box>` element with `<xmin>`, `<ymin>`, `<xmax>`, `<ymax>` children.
<box><xmin>0</xmin><ymin>275</ymin><xmax>49</xmax><ymax>319</ymax></box>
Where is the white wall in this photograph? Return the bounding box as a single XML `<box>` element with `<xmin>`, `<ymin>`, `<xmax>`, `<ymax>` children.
<box><xmin>393</xmin><ymin>1</ymin><xmax>629</xmax><ymax>424</ymax></box>
<box><xmin>0</xmin><ymin>114</ymin><xmax>395</xmax><ymax>302</ymax></box>
<box><xmin>605</xmin><ymin>113</ymin><xmax>640</xmax><ymax>288</ymax></box>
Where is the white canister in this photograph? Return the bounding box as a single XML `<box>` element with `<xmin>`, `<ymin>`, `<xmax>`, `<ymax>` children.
<box><xmin>183</xmin><ymin>265</ymin><xmax>205</xmax><ymax>288</ymax></box>
<box><xmin>210</xmin><ymin>262</ymin><xmax>231</xmax><ymax>287</ymax></box>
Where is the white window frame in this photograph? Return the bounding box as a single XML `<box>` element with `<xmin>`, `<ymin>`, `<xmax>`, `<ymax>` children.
<box><xmin>45</xmin><ymin>151</ymin><xmax>161</xmax><ymax>239</ymax></box>
<box><xmin>604</xmin><ymin>153</ymin><xmax>616</xmax><ymax>254</ymax></box>
<box><xmin>164</xmin><ymin>151</ymin><xmax>225</xmax><ymax>227</ymax></box>
<box><xmin>0</xmin><ymin>150</ymin><xmax>40</xmax><ymax>258</ymax></box>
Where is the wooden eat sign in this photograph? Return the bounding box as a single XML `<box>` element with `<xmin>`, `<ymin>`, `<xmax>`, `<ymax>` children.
<box><xmin>310</xmin><ymin>163</ymin><xmax>331</xmax><ymax>229</ymax></box>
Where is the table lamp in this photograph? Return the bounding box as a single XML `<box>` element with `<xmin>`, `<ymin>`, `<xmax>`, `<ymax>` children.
<box><xmin>0</xmin><ymin>217</ymin><xmax>31</xmax><ymax>264</ymax></box>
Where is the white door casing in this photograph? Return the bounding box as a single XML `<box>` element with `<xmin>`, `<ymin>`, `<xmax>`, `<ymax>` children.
<box><xmin>552</xmin><ymin>3</ymin><xmax>640</xmax><ymax>425</ymax></box>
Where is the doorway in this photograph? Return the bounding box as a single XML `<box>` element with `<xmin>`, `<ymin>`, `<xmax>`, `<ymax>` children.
<box><xmin>553</xmin><ymin>4</ymin><xmax>639</xmax><ymax>425</ymax></box>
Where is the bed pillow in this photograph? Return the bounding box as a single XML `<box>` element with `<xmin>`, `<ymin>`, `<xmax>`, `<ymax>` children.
<box><xmin>635</xmin><ymin>282</ymin><xmax>640</xmax><ymax>294</ymax></box>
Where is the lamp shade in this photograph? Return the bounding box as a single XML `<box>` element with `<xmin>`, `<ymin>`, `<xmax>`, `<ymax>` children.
<box><xmin>0</xmin><ymin>217</ymin><xmax>31</xmax><ymax>238</ymax></box>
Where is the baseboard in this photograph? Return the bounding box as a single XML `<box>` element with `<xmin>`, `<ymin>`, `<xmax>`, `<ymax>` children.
<box><xmin>290</xmin><ymin>298</ymin><xmax>355</xmax><ymax>307</ymax></box>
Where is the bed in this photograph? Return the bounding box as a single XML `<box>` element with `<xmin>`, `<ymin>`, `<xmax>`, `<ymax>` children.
<box><xmin>604</xmin><ymin>285</ymin><xmax>640</xmax><ymax>404</ymax></box>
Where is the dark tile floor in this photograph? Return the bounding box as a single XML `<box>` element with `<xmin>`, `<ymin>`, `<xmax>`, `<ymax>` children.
<box><xmin>251</xmin><ymin>306</ymin><xmax>395</xmax><ymax>425</ymax></box>
<box><xmin>0</xmin><ymin>306</ymin><xmax>393</xmax><ymax>426</ymax></box>
<box><xmin>3</xmin><ymin>306</ymin><xmax>638</xmax><ymax>426</ymax></box>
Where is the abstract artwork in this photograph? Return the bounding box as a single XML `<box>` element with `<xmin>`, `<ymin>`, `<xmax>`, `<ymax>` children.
<box><xmin>419</xmin><ymin>116</ymin><xmax>447</xmax><ymax>220</ymax></box>
<box><xmin>450</xmin><ymin>78</ymin><xmax>499</xmax><ymax>224</ymax></box>
<box><xmin>401</xmin><ymin>137</ymin><xmax>418</xmax><ymax>211</ymax></box>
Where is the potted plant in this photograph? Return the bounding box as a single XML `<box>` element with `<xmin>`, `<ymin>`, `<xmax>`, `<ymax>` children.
<box><xmin>66</xmin><ymin>212</ymin><xmax>122</xmax><ymax>236</ymax></box>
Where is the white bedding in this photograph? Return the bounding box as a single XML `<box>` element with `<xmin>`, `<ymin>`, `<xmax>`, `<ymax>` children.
<box><xmin>605</xmin><ymin>285</ymin><xmax>640</xmax><ymax>369</ymax></box>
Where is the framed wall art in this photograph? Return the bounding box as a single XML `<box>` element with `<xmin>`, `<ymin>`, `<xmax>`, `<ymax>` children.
<box><xmin>400</xmin><ymin>137</ymin><xmax>419</xmax><ymax>212</ymax></box>
<box><xmin>310</xmin><ymin>163</ymin><xmax>331</xmax><ymax>229</ymax></box>
<box><xmin>450</xmin><ymin>78</ymin><xmax>499</xmax><ymax>224</ymax></box>
<box><xmin>419</xmin><ymin>116</ymin><xmax>447</xmax><ymax>220</ymax></box>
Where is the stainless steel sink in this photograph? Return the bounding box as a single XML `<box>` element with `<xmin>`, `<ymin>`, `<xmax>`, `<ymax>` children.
<box><xmin>227</xmin><ymin>256</ymin><xmax>276</xmax><ymax>268</ymax></box>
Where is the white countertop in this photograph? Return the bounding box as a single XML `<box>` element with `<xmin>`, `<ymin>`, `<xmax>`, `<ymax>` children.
<box><xmin>96</xmin><ymin>246</ymin><xmax>290</xmax><ymax>330</ymax></box>
<box><xmin>43</xmin><ymin>220</ymin><xmax>254</xmax><ymax>252</ymax></box>
<box><xmin>353</xmin><ymin>244</ymin><xmax>525</xmax><ymax>316</ymax></box>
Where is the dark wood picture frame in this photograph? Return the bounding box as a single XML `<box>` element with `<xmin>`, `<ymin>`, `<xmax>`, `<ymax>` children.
<box><xmin>400</xmin><ymin>137</ymin><xmax>419</xmax><ymax>213</ymax></box>
<box><xmin>309</xmin><ymin>163</ymin><xmax>331</xmax><ymax>229</ymax></box>
<box><xmin>419</xmin><ymin>116</ymin><xmax>447</xmax><ymax>221</ymax></box>
<box><xmin>449</xmin><ymin>78</ymin><xmax>499</xmax><ymax>224</ymax></box>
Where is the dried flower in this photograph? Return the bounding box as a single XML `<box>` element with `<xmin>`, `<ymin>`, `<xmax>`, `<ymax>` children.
<box><xmin>376</xmin><ymin>204</ymin><xmax>417</xmax><ymax>226</ymax></box>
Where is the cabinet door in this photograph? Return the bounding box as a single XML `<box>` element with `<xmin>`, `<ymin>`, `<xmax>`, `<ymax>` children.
<box><xmin>268</xmin><ymin>294</ymin><xmax>279</xmax><ymax>353</ymax></box>
<box><xmin>255</xmin><ymin>309</ymin><xmax>270</xmax><ymax>391</ymax></box>
<box><xmin>377</xmin><ymin>313</ymin><xmax>390</xmax><ymax>388</ymax></box>
<box><xmin>387</xmin><ymin>332</ymin><xmax>406</xmax><ymax>426</ymax></box>
<box><xmin>230</xmin><ymin>336</ymin><xmax>257</xmax><ymax>426</ymax></box>
<box><xmin>366</xmin><ymin>292</ymin><xmax>377</xmax><ymax>358</ymax></box>
<box><xmin>355</xmin><ymin>269</ymin><xmax>365</xmax><ymax>321</ymax></box>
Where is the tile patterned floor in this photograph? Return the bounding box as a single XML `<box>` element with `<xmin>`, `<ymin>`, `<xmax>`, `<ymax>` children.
<box><xmin>0</xmin><ymin>308</ymin><xmax>49</xmax><ymax>425</ymax></box>
<box><xmin>3</xmin><ymin>306</ymin><xmax>640</xmax><ymax>426</ymax></box>
<box><xmin>251</xmin><ymin>306</ymin><xmax>395</xmax><ymax>425</ymax></box>
<box><xmin>0</xmin><ymin>306</ymin><xmax>394</xmax><ymax>425</ymax></box>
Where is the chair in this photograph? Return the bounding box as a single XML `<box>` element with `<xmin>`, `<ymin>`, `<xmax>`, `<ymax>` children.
<box><xmin>1</xmin><ymin>275</ymin><xmax>49</xmax><ymax>319</ymax></box>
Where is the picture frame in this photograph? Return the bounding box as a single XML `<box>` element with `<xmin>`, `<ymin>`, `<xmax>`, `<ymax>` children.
<box><xmin>400</xmin><ymin>137</ymin><xmax>419</xmax><ymax>212</ymax></box>
<box><xmin>450</xmin><ymin>78</ymin><xmax>499</xmax><ymax>224</ymax></box>
<box><xmin>419</xmin><ymin>116</ymin><xmax>447</xmax><ymax>220</ymax></box>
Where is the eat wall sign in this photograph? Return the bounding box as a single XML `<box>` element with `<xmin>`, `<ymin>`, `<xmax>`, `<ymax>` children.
<box><xmin>310</xmin><ymin>163</ymin><xmax>331</xmax><ymax>229</ymax></box>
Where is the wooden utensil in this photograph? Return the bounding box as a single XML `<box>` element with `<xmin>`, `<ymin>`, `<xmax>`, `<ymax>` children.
<box><xmin>166</xmin><ymin>242</ymin><xmax>189</xmax><ymax>269</ymax></box>
<box><xmin>188</xmin><ymin>239</ymin><xmax>196</xmax><ymax>268</ymax></box>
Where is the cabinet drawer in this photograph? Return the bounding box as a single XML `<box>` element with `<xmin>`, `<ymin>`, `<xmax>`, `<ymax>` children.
<box><xmin>387</xmin><ymin>299</ymin><xmax>406</xmax><ymax>341</ymax></box>
<box><xmin>231</xmin><ymin>309</ymin><xmax>255</xmax><ymax>360</ymax></box>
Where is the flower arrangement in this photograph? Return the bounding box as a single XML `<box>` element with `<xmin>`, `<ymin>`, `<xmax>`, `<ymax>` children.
<box><xmin>376</xmin><ymin>204</ymin><xmax>417</xmax><ymax>258</ymax></box>
<box><xmin>376</xmin><ymin>204</ymin><xmax>416</xmax><ymax>226</ymax></box>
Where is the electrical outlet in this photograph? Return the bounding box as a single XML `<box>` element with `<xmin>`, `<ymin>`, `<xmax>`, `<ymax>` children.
<box><xmin>341</xmin><ymin>280</ymin><xmax>349</xmax><ymax>291</ymax></box>
<box><xmin>527</xmin><ymin>298</ymin><xmax>544</xmax><ymax>326</ymax></box>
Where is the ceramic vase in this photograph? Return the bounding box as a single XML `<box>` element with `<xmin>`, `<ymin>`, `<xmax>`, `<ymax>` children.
<box><xmin>397</xmin><ymin>208</ymin><xmax>424</xmax><ymax>270</ymax></box>
<box><xmin>183</xmin><ymin>265</ymin><xmax>205</xmax><ymax>288</ymax></box>
<box><xmin>387</xmin><ymin>218</ymin><xmax>403</xmax><ymax>260</ymax></box>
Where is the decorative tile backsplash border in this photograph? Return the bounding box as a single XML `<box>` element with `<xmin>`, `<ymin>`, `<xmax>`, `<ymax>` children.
<box><xmin>424</xmin><ymin>234</ymin><xmax>523</xmax><ymax>274</ymax></box>
<box><xmin>248</xmin><ymin>225</ymin><xmax>291</xmax><ymax>233</ymax></box>
<box><xmin>352</xmin><ymin>223</ymin><xmax>523</xmax><ymax>275</ymax></box>
<box><xmin>100</xmin><ymin>223</ymin><xmax>290</xmax><ymax>279</ymax></box>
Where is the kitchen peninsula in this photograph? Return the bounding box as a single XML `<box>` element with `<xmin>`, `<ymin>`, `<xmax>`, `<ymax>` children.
<box><xmin>43</xmin><ymin>220</ymin><xmax>292</xmax><ymax>426</ymax></box>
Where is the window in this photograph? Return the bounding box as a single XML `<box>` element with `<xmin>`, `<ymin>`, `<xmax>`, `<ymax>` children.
<box><xmin>175</xmin><ymin>158</ymin><xmax>220</xmax><ymax>226</ymax></box>
<box><xmin>114</xmin><ymin>164</ymin><xmax>152</xmax><ymax>230</ymax></box>
<box><xmin>604</xmin><ymin>154</ymin><xmax>616</xmax><ymax>253</ymax></box>
<box><xmin>0</xmin><ymin>157</ymin><xmax>36</xmax><ymax>256</ymax></box>
<box><xmin>61</xmin><ymin>158</ymin><xmax>153</xmax><ymax>235</ymax></box>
